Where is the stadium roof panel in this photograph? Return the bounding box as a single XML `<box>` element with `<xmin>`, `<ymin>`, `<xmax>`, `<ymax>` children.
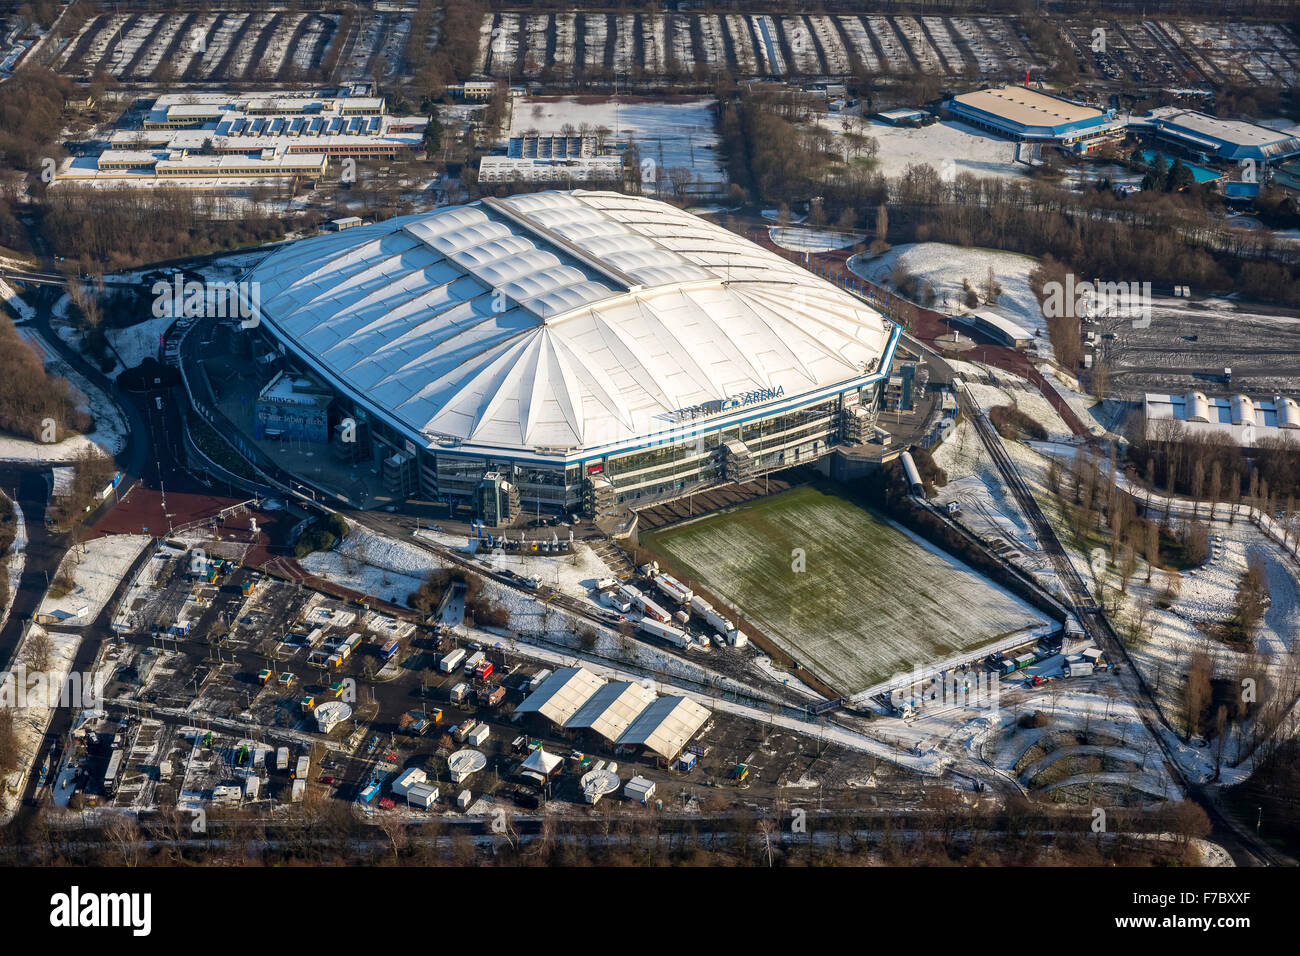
<box><xmin>247</xmin><ymin>190</ymin><xmax>893</xmax><ymax>457</ymax></box>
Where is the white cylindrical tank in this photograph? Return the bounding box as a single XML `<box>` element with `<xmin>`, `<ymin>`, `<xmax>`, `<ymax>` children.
<box><xmin>1230</xmin><ymin>394</ymin><xmax>1256</xmax><ymax>426</ymax></box>
<box><xmin>1277</xmin><ymin>396</ymin><xmax>1300</xmax><ymax>430</ymax></box>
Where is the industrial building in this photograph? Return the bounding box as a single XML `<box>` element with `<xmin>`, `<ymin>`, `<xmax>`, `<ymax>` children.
<box><xmin>60</xmin><ymin>87</ymin><xmax>425</xmax><ymax>187</ymax></box>
<box><xmin>516</xmin><ymin>667</ymin><xmax>710</xmax><ymax>761</ymax></box>
<box><xmin>955</xmin><ymin>309</ymin><xmax>1035</xmax><ymax>350</ymax></box>
<box><xmin>240</xmin><ymin>190</ymin><xmax>901</xmax><ymax>519</ymax></box>
<box><xmin>1137</xmin><ymin>108</ymin><xmax>1300</xmax><ymax>165</ymax></box>
<box><xmin>946</xmin><ymin>86</ymin><xmax>1123</xmax><ymax>151</ymax></box>
<box><xmin>477</xmin><ymin>155</ymin><xmax>623</xmax><ymax>186</ymax></box>
<box><xmin>1144</xmin><ymin>391</ymin><xmax>1300</xmax><ymax>447</ymax></box>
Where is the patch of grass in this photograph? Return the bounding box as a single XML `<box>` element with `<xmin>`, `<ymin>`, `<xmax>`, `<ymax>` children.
<box><xmin>640</xmin><ymin>481</ymin><xmax>1044</xmax><ymax>694</ymax></box>
<box><xmin>990</xmin><ymin>404</ymin><xmax>1047</xmax><ymax>442</ymax></box>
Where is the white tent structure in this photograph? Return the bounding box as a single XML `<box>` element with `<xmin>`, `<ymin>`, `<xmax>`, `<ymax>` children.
<box><xmin>519</xmin><ymin>747</ymin><xmax>563</xmax><ymax>776</ymax></box>
<box><xmin>515</xmin><ymin>666</ymin><xmax>606</xmax><ymax>728</ymax></box>
<box><xmin>616</xmin><ymin>696</ymin><xmax>711</xmax><ymax>761</ymax></box>
<box><xmin>563</xmin><ymin>680</ymin><xmax>655</xmax><ymax>744</ymax></box>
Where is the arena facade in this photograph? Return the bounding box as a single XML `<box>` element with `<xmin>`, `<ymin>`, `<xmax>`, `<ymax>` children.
<box><xmin>242</xmin><ymin>190</ymin><xmax>901</xmax><ymax>520</ymax></box>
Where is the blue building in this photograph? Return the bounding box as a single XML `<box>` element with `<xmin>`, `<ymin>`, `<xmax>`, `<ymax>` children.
<box><xmin>254</xmin><ymin>371</ymin><xmax>331</xmax><ymax>442</ymax></box>
<box><xmin>946</xmin><ymin>86</ymin><xmax>1122</xmax><ymax>152</ymax></box>
<box><xmin>1139</xmin><ymin>108</ymin><xmax>1300</xmax><ymax>166</ymax></box>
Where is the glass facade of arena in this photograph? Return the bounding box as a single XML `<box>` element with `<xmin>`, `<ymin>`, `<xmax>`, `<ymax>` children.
<box><xmin>413</xmin><ymin>383</ymin><xmax>883</xmax><ymax>517</ymax></box>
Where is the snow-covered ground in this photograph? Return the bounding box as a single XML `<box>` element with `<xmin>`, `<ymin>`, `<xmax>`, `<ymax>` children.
<box><xmin>0</xmin><ymin>326</ymin><xmax>128</xmax><ymax>462</ymax></box>
<box><xmin>38</xmin><ymin>534</ymin><xmax>151</xmax><ymax>625</ymax></box>
<box><xmin>0</xmin><ymin>277</ymin><xmax>36</xmax><ymax>322</ymax></box>
<box><xmin>300</xmin><ymin>525</ymin><xmax>447</xmax><ymax>606</ymax></box>
<box><xmin>507</xmin><ymin>96</ymin><xmax>727</xmax><ymax>193</ymax></box>
<box><xmin>105</xmin><ymin>314</ymin><xmax>172</xmax><ymax>370</ymax></box>
<box><xmin>931</xmin><ymin>378</ymin><xmax>1300</xmax><ymax>784</ymax></box>
<box><xmin>849</xmin><ymin>241</ymin><xmax>1046</xmax><ymax>348</ymax></box>
<box><xmin>0</xmin><ymin>625</ymin><xmax>84</xmax><ymax>822</ymax></box>
<box><xmin>836</xmin><ymin>118</ymin><xmax>1024</xmax><ymax>182</ymax></box>
<box><xmin>949</xmin><ymin>360</ymin><xmax>1075</xmax><ymax>442</ymax></box>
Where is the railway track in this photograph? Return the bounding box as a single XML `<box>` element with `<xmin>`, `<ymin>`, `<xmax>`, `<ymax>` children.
<box><xmin>956</xmin><ymin>381</ymin><xmax>1286</xmax><ymax>865</ymax></box>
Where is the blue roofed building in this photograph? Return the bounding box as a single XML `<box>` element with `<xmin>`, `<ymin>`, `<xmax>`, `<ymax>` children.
<box><xmin>945</xmin><ymin>86</ymin><xmax>1123</xmax><ymax>152</ymax></box>
<box><xmin>1137</xmin><ymin>108</ymin><xmax>1300</xmax><ymax>165</ymax></box>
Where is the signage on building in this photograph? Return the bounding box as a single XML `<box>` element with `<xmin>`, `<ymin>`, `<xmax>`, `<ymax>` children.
<box><xmin>672</xmin><ymin>386</ymin><xmax>786</xmax><ymax>423</ymax></box>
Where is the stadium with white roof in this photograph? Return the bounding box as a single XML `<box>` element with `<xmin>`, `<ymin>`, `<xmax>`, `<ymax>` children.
<box><xmin>242</xmin><ymin>190</ymin><xmax>900</xmax><ymax>519</ymax></box>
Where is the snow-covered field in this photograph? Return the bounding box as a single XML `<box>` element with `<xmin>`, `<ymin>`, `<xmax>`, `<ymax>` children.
<box><xmin>39</xmin><ymin>534</ymin><xmax>151</xmax><ymax>624</ymax></box>
<box><xmin>849</xmin><ymin>241</ymin><xmax>1045</xmax><ymax>342</ymax></box>
<box><xmin>847</xmin><ymin>118</ymin><xmax>1024</xmax><ymax>182</ymax></box>
<box><xmin>508</xmin><ymin>96</ymin><xmax>726</xmax><ymax>192</ymax></box>
<box><xmin>105</xmin><ymin>314</ymin><xmax>172</xmax><ymax>370</ymax></box>
<box><xmin>643</xmin><ymin>483</ymin><xmax>1048</xmax><ymax>695</ymax></box>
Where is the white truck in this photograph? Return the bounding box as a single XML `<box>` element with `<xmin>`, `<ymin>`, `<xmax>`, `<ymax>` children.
<box><xmin>653</xmin><ymin>573</ymin><xmax>692</xmax><ymax>606</ymax></box>
<box><xmin>293</xmin><ymin>755</ymin><xmax>310</xmax><ymax>780</ymax></box>
<box><xmin>637</xmin><ymin>617</ymin><xmax>691</xmax><ymax>650</ymax></box>
<box><xmin>463</xmin><ymin>650</ymin><xmax>486</xmax><ymax>673</ymax></box>
<box><xmin>703</xmin><ymin>607</ymin><xmax>735</xmax><ymax>638</ymax></box>
<box><xmin>619</xmin><ymin>585</ymin><xmax>670</xmax><ymax>622</ymax></box>
<box><xmin>439</xmin><ymin>648</ymin><xmax>466</xmax><ymax>673</ymax></box>
<box><xmin>529</xmin><ymin>668</ymin><xmax>552</xmax><ymax>691</ymax></box>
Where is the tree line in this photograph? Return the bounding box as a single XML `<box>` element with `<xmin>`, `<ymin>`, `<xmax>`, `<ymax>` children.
<box><xmin>0</xmin><ymin>313</ymin><xmax>91</xmax><ymax>442</ymax></box>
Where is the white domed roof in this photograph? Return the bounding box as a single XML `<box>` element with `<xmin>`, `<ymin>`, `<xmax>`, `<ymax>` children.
<box><xmin>246</xmin><ymin>190</ymin><xmax>892</xmax><ymax>458</ymax></box>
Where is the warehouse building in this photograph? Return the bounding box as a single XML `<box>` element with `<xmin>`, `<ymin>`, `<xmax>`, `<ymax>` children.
<box><xmin>955</xmin><ymin>309</ymin><xmax>1035</xmax><ymax>349</ymax></box>
<box><xmin>515</xmin><ymin>667</ymin><xmax>710</xmax><ymax>761</ymax></box>
<box><xmin>946</xmin><ymin>86</ymin><xmax>1123</xmax><ymax>151</ymax></box>
<box><xmin>1144</xmin><ymin>391</ymin><xmax>1300</xmax><ymax>447</ymax></box>
<box><xmin>60</xmin><ymin>87</ymin><xmax>425</xmax><ymax>187</ymax></box>
<box><xmin>240</xmin><ymin>190</ymin><xmax>901</xmax><ymax>519</ymax></box>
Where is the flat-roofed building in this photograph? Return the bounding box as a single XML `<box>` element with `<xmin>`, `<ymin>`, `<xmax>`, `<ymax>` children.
<box><xmin>1139</xmin><ymin>107</ymin><xmax>1300</xmax><ymax>165</ymax></box>
<box><xmin>947</xmin><ymin>86</ymin><xmax>1123</xmax><ymax>152</ymax></box>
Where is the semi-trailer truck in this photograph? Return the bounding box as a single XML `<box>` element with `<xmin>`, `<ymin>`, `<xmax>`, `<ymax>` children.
<box><xmin>637</xmin><ymin>618</ymin><xmax>691</xmax><ymax>649</ymax></box>
<box><xmin>653</xmin><ymin>573</ymin><xmax>692</xmax><ymax>605</ymax></box>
